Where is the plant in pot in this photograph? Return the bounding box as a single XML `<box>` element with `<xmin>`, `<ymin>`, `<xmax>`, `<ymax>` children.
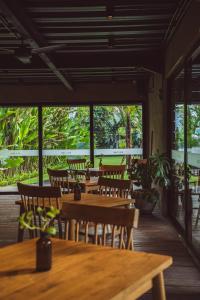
<box><xmin>18</xmin><ymin>206</ymin><xmax>60</xmax><ymax>272</ymax></box>
<box><xmin>128</xmin><ymin>152</ymin><xmax>171</xmax><ymax>214</ymax></box>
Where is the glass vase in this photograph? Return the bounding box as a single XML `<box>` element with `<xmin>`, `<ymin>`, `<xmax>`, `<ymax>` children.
<box><xmin>36</xmin><ymin>232</ymin><xmax>52</xmax><ymax>272</ymax></box>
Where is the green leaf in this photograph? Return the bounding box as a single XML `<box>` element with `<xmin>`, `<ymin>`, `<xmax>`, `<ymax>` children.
<box><xmin>37</xmin><ymin>207</ymin><xmax>44</xmax><ymax>214</ymax></box>
<box><xmin>46</xmin><ymin>226</ymin><xmax>57</xmax><ymax>235</ymax></box>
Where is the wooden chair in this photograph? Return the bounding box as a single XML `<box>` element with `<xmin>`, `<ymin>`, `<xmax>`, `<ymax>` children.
<box><xmin>63</xmin><ymin>203</ymin><xmax>139</xmax><ymax>250</ymax></box>
<box><xmin>97</xmin><ymin>176</ymin><xmax>132</xmax><ymax>198</ymax></box>
<box><xmin>67</xmin><ymin>158</ymin><xmax>86</xmax><ymax>170</ymax></box>
<box><xmin>47</xmin><ymin>168</ymin><xmax>70</xmax><ymax>193</ymax></box>
<box><xmin>17</xmin><ymin>182</ymin><xmax>63</xmax><ymax>241</ymax></box>
<box><xmin>100</xmin><ymin>164</ymin><xmax>126</xmax><ymax>179</ymax></box>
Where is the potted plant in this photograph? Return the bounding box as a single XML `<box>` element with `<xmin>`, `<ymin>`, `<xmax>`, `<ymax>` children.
<box><xmin>18</xmin><ymin>206</ymin><xmax>60</xmax><ymax>272</ymax></box>
<box><xmin>128</xmin><ymin>151</ymin><xmax>171</xmax><ymax>214</ymax></box>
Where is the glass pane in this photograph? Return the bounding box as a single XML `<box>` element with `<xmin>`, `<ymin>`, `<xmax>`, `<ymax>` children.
<box><xmin>42</xmin><ymin>106</ymin><xmax>90</xmax><ymax>185</ymax></box>
<box><xmin>0</xmin><ymin>107</ymin><xmax>39</xmax><ymax>192</ymax></box>
<box><xmin>171</xmin><ymin>69</ymin><xmax>185</xmax><ymax>228</ymax></box>
<box><xmin>93</xmin><ymin>105</ymin><xmax>143</xmax><ymax>168</ymax></box>
<box><xmin>189</xmin><ymin>59</ymin><xmax>200</xmax><ymax>250</ymax></box>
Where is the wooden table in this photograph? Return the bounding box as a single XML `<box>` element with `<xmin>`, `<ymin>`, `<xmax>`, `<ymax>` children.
<box><xmin>16</xmin><ymin>193</ymin><xmax>133</xmax><ymax>241</ymax></box>
<box><xmin>69</xmin><ymin>167</ymin><xmax>103</xmax><ymax>177</ymax></box>
<box><xmin>0</xmin><ymin>239</ymin><xmax>172</xmax><ymax>300</ymax></box>
<box><xmin>68</xmin><ymin>177</ymin><xmax>99</xmax><ymax>193</ymax></box>
<box><xmin>62</xmin><ymin>193</ymin><xmax>133</xmax><ymax>207</ymax></box>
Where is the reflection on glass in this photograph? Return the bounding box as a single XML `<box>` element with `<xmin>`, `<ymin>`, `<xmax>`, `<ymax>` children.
<box><xmin>93</xmin><ymin>105</ymin><xmax>143</xmax><ymax>167</ymax></box>
<box><xmin>42</xmin><ymin>106</ymin><xmax>90</xmax><ymax>184</ymax></box>
<box><xmin>188</xmin><ymin>60</ymin><xmax>200</xmax><ymax>250</ymax></box>
<box><xmin>0</xmin><ymin>107</ymin><xmax>39</xmax><ymax>192</ymax></box>
<box><xmin>171</xmin><ymin>69</ymin><xmax>185</xmax><ymax>228</ymax></box>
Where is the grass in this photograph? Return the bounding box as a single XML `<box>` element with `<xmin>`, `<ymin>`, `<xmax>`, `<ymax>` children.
<box><xmin>0</xmin><ymin>156</ymin><xmax>128</xmax><ymax>188</ymax></box>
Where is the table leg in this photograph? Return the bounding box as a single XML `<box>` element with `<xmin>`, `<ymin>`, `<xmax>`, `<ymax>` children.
<box><xmin>152</xmin><ymin>272</ymin><xmax>166</xmax><ymax>300</ymax></box>
<box><xmin>17</xmin><ymin>205</ymin><xmax>24</xmax><ymax>242</ymax></box>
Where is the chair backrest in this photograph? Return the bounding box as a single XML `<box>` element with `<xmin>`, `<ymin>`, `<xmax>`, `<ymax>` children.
<box><xmin>47</xmin><ymin>168</ymin><xmax>69</xmax><ymax>193</ymax></box>
<box><xmin>100</xmin><ymin>164</ymin><xmax>126</xmax><ymax>179</ymax></box>
<box><xmin>17</xmin><ymin>182</ymin><xmax>62</xmax><ymax>210</ymax></box>
<box><xmin>63</xmin><ymin>203</ymin><xmax>139</xmax><ymax>250</ymax></box>
<box><xmin>17</xmin><ymin>182</ymin><xmax>62</xmax><ymax>238</ymax></box>
<box><xmin>97</xmin><ymin>177</ymin><xmax>132</xmax><ymax>198</ymax></box>
<box><xmin>67</xmin><ymin>158</ymin><xmax>86</xmax><ymax>170</ymax></box>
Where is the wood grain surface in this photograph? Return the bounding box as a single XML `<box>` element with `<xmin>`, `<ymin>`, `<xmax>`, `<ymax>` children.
<box><xmin>16</xmin><ymin>192</ymin><xmax>133</xmax><ymax>208</ymax></box>
<box><xmin>62</xmin><ymin>193</ymin><xmax>133</xmax><ymax>207</ymax></box>
<box><xmin>0</xmin><ymin>239</ymin><xmax>172</xmax><ymax>300</ymax></box>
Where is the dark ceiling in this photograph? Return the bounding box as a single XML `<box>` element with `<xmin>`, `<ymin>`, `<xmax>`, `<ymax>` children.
<box><xmin>0</xmin><ymin>0</ymin><xmax>191</xmax><ymax>89</ymax></box>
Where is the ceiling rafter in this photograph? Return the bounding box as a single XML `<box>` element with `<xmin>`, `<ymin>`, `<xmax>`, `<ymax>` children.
<box><xmin>0</xmin><ymin>0</ymin><xmax>73</xmax><ymax>91</ymax></box>
<box><xmin>0</xmin><ymin>0</ymin><xmax>181</xmax><ymax>84</ymax></box>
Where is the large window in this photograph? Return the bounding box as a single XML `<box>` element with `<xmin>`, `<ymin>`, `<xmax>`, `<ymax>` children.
<box><xmin>93</xmin><ymin>105</ymin><xmax>143</xmax><ymax>166</ymax></box>
<box><xmin>171</xmin><ymin>69</ymin><xmax>185</xmax><ymax>228</ymax></box>
<box><xmin>169</xmin><ymin>43</ymin><xmax>200</xmax><ymax>257</ymax></box>
<box><xmin>187</xmin><ymin>61</ymin><xmax>200</xmax><ymax>250</ymax></box>
<box><xmin>42</xmin><ymin>106</ymin><xmax>90</xmax><ymax>184</ymax></box>
<box><xmin>0</xmin><ymin>104</ymin><xmax>143</xmax><ymax>192</ymax></box>
<box><xmin>0</xmin><ymin>107</ymin><xmax>39</xmax><ymax>192</ymax></box>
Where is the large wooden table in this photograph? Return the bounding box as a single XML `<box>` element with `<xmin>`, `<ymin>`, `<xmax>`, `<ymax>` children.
<box><xmin>62</xmin><ymin>193</ymin><xmax>133</xmax><ymax>207</ymax></box>
<box><xmin>69</xmin><ymin>167</ymin><xmax>103</xmax><ymax>177</ymax></box>
<box><xmin>0</xmin><ymin>239</ymin><xmax>172</xmax><ymax>300</ymax></box>
<box><xmin>16</xmin><ymin>193</ymin><xmax>133</xmax><ymax>209</ymax></box>
<box><xmin>16</xmin><ymin>193</ymin><xmax>133</xmax><ymax>241</ymax></box>
<box><xmin>68</xmin><ymin>177</ymin><xmax>99</xmax><ymax>193</ymax></box>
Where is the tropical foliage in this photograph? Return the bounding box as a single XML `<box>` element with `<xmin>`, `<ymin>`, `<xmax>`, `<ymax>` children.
<box><xmin>128</xmin><ymin>151</ymin><xmax>171</xmax><ymax>190</ymax></box>
<box><xmin>0</xmin><ymin>105</ymin><xmax>142</xmax><ymax>188</ymax></box>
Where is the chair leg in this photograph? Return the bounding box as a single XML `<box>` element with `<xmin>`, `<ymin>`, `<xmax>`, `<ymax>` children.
<box><xmin>17</xmin><ymin>204</ymin><xmax>24</xmax><ymax>242</ymax></box>
<box><xmin>29</xmin><ymin>229</ymin><xmax>34</xmax><ymax>239</ymax></box>
<box><xmin>64</xmin><ymin>220</ymin><xmax>69</xmax><ymax>240</ymax></box>
<box><xmin>58</xmin><ymin>219</ymin><xmax>63</xmax><ymax>239</ymax></box>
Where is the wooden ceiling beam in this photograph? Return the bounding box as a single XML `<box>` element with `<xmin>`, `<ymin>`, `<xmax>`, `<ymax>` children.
<box><xmin>0</xmin><ymin>0</ymin><xmax>73</xmax><ymax>91</ymax></box>
<box><xmin>53</xmin><ymin>51</ymin><xmax>163</xmax><ymax>73</ymax></box>
<box><xmin>0</xmin><ymin>50</ymin><xmax>163</xmax><ymax>73</ymax></box>
<box><xmin>25</xmin><ymin>0</ymin><xmax>179</xmax><ymax>7</ymax></box>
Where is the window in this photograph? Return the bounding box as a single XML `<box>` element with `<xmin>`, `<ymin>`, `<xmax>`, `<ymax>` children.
<box><xmin>0</xmin><ymin>107</ymin><xmax>39</xmax><ymax>192</ymax></box>
<box><xmin>42</xmin><ymin>106</ymin><xmax>90</xmax><ymax>184</ymax></box>
<box><xmin>93</xmin><ymin>105</ymin><xmax>143</xmax><ymax>166</ymax></box>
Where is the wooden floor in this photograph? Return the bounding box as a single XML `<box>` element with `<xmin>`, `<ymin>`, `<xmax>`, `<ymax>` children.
<box><xmin>0</xmin><ymin>195</ymin><xmax>200</xmax><ymax>300</ymax></box>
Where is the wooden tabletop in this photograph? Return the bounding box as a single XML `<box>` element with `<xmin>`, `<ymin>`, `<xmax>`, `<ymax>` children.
<box><xmin>68</xmin><ymin>177</ymin><xmax>98</xmax><ymax>186</ymax></box>
<box><xmin>69</xmin><ymin>168</ymin><xmax>103</xmax><ymax>176</ymax></box>
<box><xmin>0</xmin><ymin>239</ymin><xmax>172</xmax><ymax>300</ymax></box>
<box><xmin>68</xmin><ymin>177</ymin><xmax>99</xmax><ymax>193</ymax></box>
<box><xmin>15</xmin><ymin>193</ymin><xmax>133</xmax><ymax>208</ymax></box>
<box><xmin>62</xmin><ymin>193</ymin><xmax>133</xmax><ymax>207</ymax></box>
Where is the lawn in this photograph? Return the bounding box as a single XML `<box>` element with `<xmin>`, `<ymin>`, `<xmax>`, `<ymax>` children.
<box><xmin>0</xmin><ymin>156</ymin><xmax>128</xmax><ymax>188</ymax></box>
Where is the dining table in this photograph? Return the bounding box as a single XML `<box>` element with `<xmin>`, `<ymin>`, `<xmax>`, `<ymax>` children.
<box><xmin>16</xmin><ymin>193</ymin><xmax>134</xmax><ymax>242</ymax></box>
<box><xmin>0</xmin><ymin>238</ymin><xmax>172</xmax><ymax>300</ymax></box>
<box><xmin>68</xmin><ymin>176</ymin><xmax>99</xmax><ymax>193</ymax></box>
<box><xmin>69</xmin><ymin>167</ymin><xmax>104</xmax><ymax>177</ymax></box>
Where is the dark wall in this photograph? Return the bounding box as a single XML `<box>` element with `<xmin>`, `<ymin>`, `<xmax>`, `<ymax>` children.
<box><xmin>165</xmin><ymin>1</ymin><xmax>200</xmax><ymax>78</ymax></box>
<box><xmin>0</xmin><ymin>82</ymin><xmax>143</xmax><ymax>105</ymax></box>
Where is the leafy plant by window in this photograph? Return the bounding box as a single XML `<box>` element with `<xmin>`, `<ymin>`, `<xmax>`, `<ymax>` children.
<box><xmin>129</xmin><ymin>151</ymin><xmax>171</xmax><ymax>189</ymax></box>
